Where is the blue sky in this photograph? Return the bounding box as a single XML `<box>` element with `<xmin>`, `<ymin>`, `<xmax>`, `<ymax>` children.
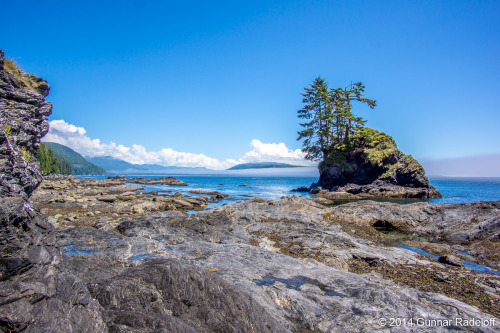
<box><xmin>2</xmin><ymin>0</ymin><xmax>500</xmax><ymax>172</ymax></box>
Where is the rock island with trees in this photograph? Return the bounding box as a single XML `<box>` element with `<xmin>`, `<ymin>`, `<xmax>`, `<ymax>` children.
<box><xmin>296</xmin><ymin>77</ymin><xmax>441</xmax><ymax>199</ymax></box>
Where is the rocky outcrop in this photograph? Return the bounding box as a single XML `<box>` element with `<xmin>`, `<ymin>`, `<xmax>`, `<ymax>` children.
<box><xmin>0</xmin><ymin>49</ymin><xmax>108</xmax><ymax>332</ymax></box>
<box><xmin>306</xmin><ymin>128</ymin><xmax>441</xmax><ymax>198</ymax></box>
<box><xmin>55</xmin><ymin>196</ymin><xmax>499</xmax><ymax>329</ymax></box>
<box><xmin>32</xmin><ymin>176</ymin><xmax>218</xmax><ymax>228</ymax></box>
<box><xmin>128</xmin><ymin>176</ymin><xmax>188</xmax><ymax>186</ymax></box>
<box><xmin>0</xmin><ymin>51</ymin><xmax>52</xmax><ymax>199</ymax></box>
<box><xmin>326</xmin><ymin>199</ymin><xmax>500</xmax><ymax>270</ymax></box>
<box><xmin>67</xmin><ymin>257</ymin><xmax>287</xmax><ymax>333</ymax></box>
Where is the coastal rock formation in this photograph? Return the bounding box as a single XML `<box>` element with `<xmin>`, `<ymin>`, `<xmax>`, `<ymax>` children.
<box><xmin>128</xmin><ymin>176</ymin><xmax>188</xmax><ymax>186</ymax></box>
<box><xmin>307</xmin><ymin>128</ymin><xmax>441</xmax><ymax>198</ymax></box>
<box><xmin>327</xmin><ymin>199</ymin><xmax>500</xmax><ymax>270</ymax></box>
<box><xmin>0</xmin><ymin>49</ymin><xmax>108</xmax><ymax>332</ymax></box>
<box><xmin>3</xmin><ymin>49</ymin><xmax>499</xmax><ymax>332</ymax></box>
<box><xmin>0</xmin><ymin>51</ymin><xmax>52</xmax><ymax>199</ymax></box>
<box><xmin>32</xmin><ymin>175</ymin><xmax>218</xmax><ymax>229</ymax></box>
<box><xmin>55</xmin><ymin>196</ymin><xmax>499</xmax><ymax>330</ymax></box>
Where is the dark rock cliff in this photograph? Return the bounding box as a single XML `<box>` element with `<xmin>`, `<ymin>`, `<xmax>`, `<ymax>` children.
<box><xmin>0</xmin><ymin>51</ymin><xmax>51</xmax><ymax>198</ymax></box>
<box><xmin>0</xmin><ymin>49</ymin><xmax>108</xmax><ymax>332</ymax></box>
<box><xmin>312</xmin><ymin>128</ymin><xmax>441</xmax><ymax>198</ymax></box>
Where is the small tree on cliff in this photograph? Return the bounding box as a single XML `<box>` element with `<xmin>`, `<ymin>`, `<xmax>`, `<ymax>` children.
<box><xmin>297</xmin><ymin>78</ymin><xmax>376</xmax><ymax>160</ymax></box>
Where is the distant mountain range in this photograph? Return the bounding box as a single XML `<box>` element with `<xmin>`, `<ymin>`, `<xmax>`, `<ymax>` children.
<box><xmin>43</xmin><ymin>142</ymin><xmax>106</xmax><ymax>175</ymax></box>
<box><xmin>227</xmin><ymin>162</ymin><xmax>302</xmax><ymax>170</ymax></box>
<box><xmin>85</xmin><ymin>155</ymin><xmax>207</xmax><ymax>174</ymax></box>
<box><xmin>42</xmin><ymin>143</ymin><xmax>305</xmax><ymax>175</ymax></box>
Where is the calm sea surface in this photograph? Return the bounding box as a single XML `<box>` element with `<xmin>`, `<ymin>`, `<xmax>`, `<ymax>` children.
<box><xmin>428</xmin><ymin>177</ymin><xmax>500</xmax><ymax>204</ymax></box>
<box><xmin>87</xmin><ymin>173</ymin><xmax>500</xmax><ymax>209</ymax></box>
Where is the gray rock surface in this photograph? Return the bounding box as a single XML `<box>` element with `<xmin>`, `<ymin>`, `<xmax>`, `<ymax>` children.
<box><xmin>327</xmin><ymin>199</ymin><xmax>500</xmax><ymax>270</ymax></box>
<box><xmin>2</xmin><ymin>49</ymin><xmax>498</xmax><ymax>332</ymax></box>
<box><xmin>54</xmin><ymin>196</ymin><xmax>498</xmax><ymax>331</ymax></box>
<box><xmin>0</xmin><ymin>50</ymin><xmax>51</xmax><ymax>199</ymax></box>
<box><xmin>128</xmin><ymin>176</ymin><xmax>188</xmax><ymax>186</ymax></box>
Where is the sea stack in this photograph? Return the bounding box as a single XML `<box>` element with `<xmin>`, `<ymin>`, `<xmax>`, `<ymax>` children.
<box><xmin>309</xmin><ymin>127</ymin><xmax>441</xmax><ymax>199</ymax></box>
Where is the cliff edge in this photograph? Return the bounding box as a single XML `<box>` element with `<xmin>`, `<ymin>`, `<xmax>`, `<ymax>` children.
<box><xmin>0</xmin><ymin>49</ymin><xmax>108</xmax><ymax>332</ymax></box>
<box><xmin>308</xmin><ymin>128</ymin><xmax>441</xmax><ymax>198</ymax></box>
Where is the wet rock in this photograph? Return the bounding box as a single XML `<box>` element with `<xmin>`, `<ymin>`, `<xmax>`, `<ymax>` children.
<box><xmin>291</xmin><ymin>186</ymin><xmax>309</xmax><ymax>192</ymax></box>
<box><xmin>327</xmin><ymin>199</ymin><xmax>500</xmax><ymax>270</ymax></box>
<box><xmin>438</xmin><ymin>255</ymin><xmax>464</xmax><ymax>267</ymax></box>
<box><xmin>189</xmin><ymin>189</ymin><xmax>228</xmax><ymax>199</ymax></box>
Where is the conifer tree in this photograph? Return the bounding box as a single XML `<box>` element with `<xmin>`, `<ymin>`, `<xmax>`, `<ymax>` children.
<box><xmin>297</xmin><ymin>77</ymin><xmax>332</xmax><ymax>160</ymax></box>
<box><xmin>338</xmin><ymin>82</ymin><xmax>376</xmax><ymax>144</ymax></box>
<box><xmin>297</xmin><ymin>78</ymin><xmax>376</xmax><ymax>160</ymax></box>
<box><xmin>36</xmin><ymin>143</ymin><xmax>72</xmax><ymax>174</ymax></box>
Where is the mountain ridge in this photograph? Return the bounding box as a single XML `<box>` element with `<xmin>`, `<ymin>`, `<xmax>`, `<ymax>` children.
<box><xmin>86</xmin><ymin>155</ymin><xmax>208</xmax><ymax>173</ymax></box>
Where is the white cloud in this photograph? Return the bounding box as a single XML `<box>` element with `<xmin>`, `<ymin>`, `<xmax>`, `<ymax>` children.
<box><xmin>42</xmin><ymin>119</ymin><xmax>315</xmax><ymax>169</ymax></box>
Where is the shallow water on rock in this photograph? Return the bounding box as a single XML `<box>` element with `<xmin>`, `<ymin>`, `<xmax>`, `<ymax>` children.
<box><xmin>398</xmin><ymin>245</ymin><xmax>500</xmax><ymax>275</ymax></box>
<box><xmin>62</xmin><ymin>245</ymin><xmax>94</xmax><ymax>255</ymax></box>
<box><xmin>253</xmin><ymin>275</ymin><xmax>346</xmax><ymax>297</ymax></box>
<box><xmin>128</xmin><ymin>253</ymin><xmax>159</xmax><ymax>261</ymax></box>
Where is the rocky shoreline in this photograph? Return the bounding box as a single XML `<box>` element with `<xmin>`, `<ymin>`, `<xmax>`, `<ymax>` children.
<box><xmin>32</xmin><ymin>175</ymin><xmax>224</xmax><ymax>230</ymax></box>
<box><xmin>1</xmin><ymin>49</ymin><xmax>498</xmax><ymax>332</ymax></box>
<box><xmin>33</xmin><ymin>179</ymin><xmax>500</xmax><ymax>328</ymax></box>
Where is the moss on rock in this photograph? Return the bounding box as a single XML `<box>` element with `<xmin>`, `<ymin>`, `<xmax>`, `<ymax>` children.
<box><xmin>4</xmin><ymin>59</ymin><xmax>50</xmax><ymax>96</ymax></box>
<box><xmin>316</xmin><ymin>127</ymin><xmax>438</xmax><ymax>194</ymax></box>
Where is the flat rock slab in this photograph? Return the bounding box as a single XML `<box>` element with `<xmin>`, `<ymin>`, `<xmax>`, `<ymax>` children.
<box><xmin>128</xmin><ymin>177</ymin><xmax>188</xmax><ymax>186</ymax></box>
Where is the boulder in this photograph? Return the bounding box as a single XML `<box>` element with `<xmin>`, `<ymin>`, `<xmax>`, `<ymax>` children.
<box><xmin>438</xmin><ymin>255</ymin><xmax>464</xmax><ymax>267</ymax></box>
<box><xmin>97</xmin><ymin>195</ymin><xmax>117</xmax><ymax>203</ymax></box>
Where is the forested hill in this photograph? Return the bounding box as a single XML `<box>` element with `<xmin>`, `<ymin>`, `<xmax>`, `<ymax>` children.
<box><xmin>43</xmin><ymin>142</ymin><xmax>106</xmax><ymax>175</ymax></box>
<box><xmin>36</xmin><ymin>143</ymin><xmax>72</xmax><ymax>175</ymax></box>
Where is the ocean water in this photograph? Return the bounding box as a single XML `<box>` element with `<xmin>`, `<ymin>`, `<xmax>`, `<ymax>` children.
<box><xmin>428</xmin><ymin>177</ymin><xmax>500</xmax><ymax>204</ymax></box>
<box><xmin>124</xmin><ymin>174</ymin><xmax>318</xmax><ymax>209</ymax></box>
<box><xmin>85</xmin><ymin>173</ymin><xmax>500</xmax><ymax>209</ymax></box>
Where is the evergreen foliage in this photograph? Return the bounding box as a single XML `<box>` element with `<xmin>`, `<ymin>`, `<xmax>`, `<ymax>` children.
<box><xmin>36</xmin><ymin>143</ymin><xmax>72</xmax><ymax>174</ymax></box>
<box><xmin>297</xmin><ymin>77</ymin><xmax>376</xmax><ymax>161</ymax></box>
<box><xmin>43</xmin><ymin>142</ymin><xmax>106</xmax><ymax>175</ymax></box>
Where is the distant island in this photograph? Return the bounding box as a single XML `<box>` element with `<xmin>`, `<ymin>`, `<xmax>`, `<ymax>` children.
<box><xmin>228</xmin><ymin>162</ymin><xmax>302</xmax><ymax>170</ymax></box>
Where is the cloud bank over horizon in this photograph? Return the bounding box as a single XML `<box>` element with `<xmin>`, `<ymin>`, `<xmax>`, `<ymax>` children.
<box><xmin>42</xmin><ymin>120</ymin><xmax>316</xmax><ymax>170</ymax></box>
<box><xmin>421</xmin><ymin>155</ymin><xmax>500</xmax><ymax>178</ymax></box>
